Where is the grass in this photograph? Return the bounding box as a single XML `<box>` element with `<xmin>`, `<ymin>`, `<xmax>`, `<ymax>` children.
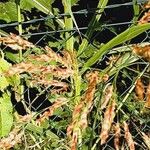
<box><xmin>0</xmin><ymin>0</ymin><xmax>150</xmax><ymax>150</ymax></box>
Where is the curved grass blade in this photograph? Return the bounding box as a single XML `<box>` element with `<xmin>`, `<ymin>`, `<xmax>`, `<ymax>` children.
<box><xmin>0</xmin><ymin>30</ymin><xmax>9</xmax><ymax>37</ymax></box>
<box><xmin>81</xmin><ymin>23</ymin><xmax>150</xmax><ymax>73</ymax></box>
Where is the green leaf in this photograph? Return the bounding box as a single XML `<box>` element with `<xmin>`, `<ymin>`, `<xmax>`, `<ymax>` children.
<box><xmin>5</xmin><ymin>52</ymin><xmax>20</xmax><ymax>63</ymax></box>
<box><xmin>0</xmin><ymin>1</ymin><xmax>18</xmax><ymax>22</ymax></box>
<box><xmin>25</xmin><ymin>0</ymin><xmax>54</xmax><ymax>13</ymax></box>
<box><xmin>0</xmin><ymin>76</ymin><xmax>9</xmax><ymax>91</ymax></box>
<box><xmin>0</xmin><ymin>93</ymin><xmax>13</xmax><ymax>137</ymax></box>
<box><xmin>0</xmin><ymin>58</ymin><xmax>11</xmax><ymax>72</ymax></box>
<box><xmin>20</xmin><ymin>0</ymin><xmax>34</xmax><ymax>11</ymax></box>
<box><xmin>81</xmin><ymin>23</ymin><xmax>150</xmax><ymax>73</ymax></box>
<box><xmin>0</xmin><ymin>59</ymin><xmax>10</xmax><ymax>91</ymax></box>
<box><xmin>25</xmin><ymin>0</ymin><xmax>64</xmax><ymax>28</ymax></box>
<box><xmin>71</xmin><ymin>0</ymin><xmax>79</xmax><ymax>6</ymax></box>
<box><xmin>7</xmin><ymin>74</ymin><xmax>20</xmax><ymax>87</ymax></box>
<box><xmin>26</xmin><ymin>123</ymin><xmax>59</xmax><ymax>139</ymax></box>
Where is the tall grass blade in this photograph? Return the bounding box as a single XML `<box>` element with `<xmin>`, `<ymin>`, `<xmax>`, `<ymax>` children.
<box><xmin>81</xmin><ymin>23</ymin><xmax>150</xmax><ymax>73</ymax></box>
<box><xmin>78</xmin><ymin>0</ymin><xmax>109</xmax><ymax>56</ymax></box>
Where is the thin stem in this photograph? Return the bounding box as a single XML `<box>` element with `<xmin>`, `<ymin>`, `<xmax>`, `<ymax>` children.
<box><xmin>91</xmin><ymin>138</ymin><xmax>100</xmax><ymax>150</ymax></box>
<box><xmin>16</xmin><ymin>0</ymin><xmax>23</xmax><ymax>62</ymax></box>
<box><xmin>63</xmin><ymin>0</ymin><xmax>81</xmax><ymax>104</ymax></box>
<box><xmin>117</xmin><ymin>63</ymin><xmax>149</xmax><ymax>112</ymax></box>
<box><xmin>63</xmin><ymin>0</ymin><xmax>74</xmax><ymax>52</ymax></box>
<box><xmin>89</xmin><ymin>83</ymin><xmax>104</xmax><ymax>149</ymax></box>
<box><xmin>132</xmin><ymin>0</ymin><xmax>140</xmax><ymax>24</ymax></box>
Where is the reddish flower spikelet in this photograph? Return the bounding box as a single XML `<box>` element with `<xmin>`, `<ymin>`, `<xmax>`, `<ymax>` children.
<box><xmin>45</xmin><ymin>46</ymin><xmax>72</xmax><ymax>68</ymax></box>
<box><xmin>71</xmin><ymin>130</ymin><xmax>78</xmax><ymax>150</ymax></box>
<box><xmin>67</xmin><ymin>123</ymin><xmax>74</xmax><ymax>137</ymax></box>
<box><xmin>144</xmin><ymin>1</ymin><xmax>150</xmax><ymax>9</ymax></box>
<box><xmin>0</xmin><ymin>127</ymin><xmax>23</xmax><ymax>149</ymax></box>
<box><xmin>132</xmin><ymin>45</ymin><xmax>150</xmax><ymax>62</ymax></box>
<box><xmin>0</xmin><ymin>33</ymin><xmax>34</xmax><ymax>50</ymax></box>
<box><xmin>123</xmin><ymin>121</ymin><xmax>135</xmax><ymax>150</ymax></box>
<box><xmin>102</xmin><ymin>74</ymin><xmax>109</xmax><ymax>82</ymax></box>
<box><xmin>135</xmin><ymin>79</ymin><xmax>145</xmax><ymax>100</ymax></box>
<box><xmin>138</xmin><ymin>11</ymin><xmax>150</xmax><ymax>24</ymax></box>
<box><xmin>80</xmin><ymin>72</ymin><xmax>99</xmax><ymax>129</ymax></box>
<box><xmin>67</xmin><ymin>71</ymin><xmax>98</xmax><ymax>150</ymax></box>
<box><xmin>114</xmin><ymin>122</ymin><xmax>121</xmax><ymax>150</ymax></box>
<box><xmin>84</xmin><ymin>71</ymin><xmax>98</xmax><ymax>103</ymax></box>
<box><xmin>101</xmin><ymin>85</ymin><xmax>113</xmax><ymax>110</ymax></box>
<box><xmin>36</xmin><ymin>98</ymin><xmax>68</xmax><ymax>125</ymax></box>
<box><xmin>100</xmin><ymin>100</ymin><xmax>116</xmax><ymax>145</ymax></box>
<box><xmin>145</xmin><ymin>83</ymin><xmax>150</xmax><ymax>108</ymax></box>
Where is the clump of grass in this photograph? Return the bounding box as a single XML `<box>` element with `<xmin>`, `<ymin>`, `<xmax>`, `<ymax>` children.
<box><xmin>0</xmin><ymin>0</ymin><xmax>150</xmax><ymax>150</ymax></box>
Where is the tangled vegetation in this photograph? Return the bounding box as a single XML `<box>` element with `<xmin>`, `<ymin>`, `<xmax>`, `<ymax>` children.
<box><xmin>0</xmin><ymin>0</ymin><xmax>150</xmax><ymax>149</ymax></box>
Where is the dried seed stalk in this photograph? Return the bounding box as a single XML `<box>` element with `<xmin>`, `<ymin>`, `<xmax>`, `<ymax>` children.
<box><xmin>132</xmin><ymin>45</ymin><xmax>150</xmax><ymax>61</ymax></box>
<box><xmin>123</xmin><ymin>121</ymin><xmax>135</xmax><ymax>150</ymax></box>
<box><xmin>36</xmin><ymin>98</ymin><xmax>68</xmax><ymax>125</ymax></box>
<box><xmin>138</xmin><ymin>11</ymin><xmax>150</xmax><ymax>24</ymax></box>
<box><xmin>67</xmin><ymin>71</ymin><xmax>98</xmax><ymax>150</ymax></box>
<box><xmin>0</xmin><ymin>127</ymin><xmax>23</xmax><ymax>149</ymax></box>
<box><xmin>141</xmin><ymin>132</ymin><xmax>150</xmax><ymax>149</ymax></box>
<box><xmin>100</xmin><ymin>99</ymin><xmax>116</xmax><ymax>145</ymax></box>
<box><xmin>114</xmin><ymin>122</ymin><xmax>121</xmax><ymax>150</ymax></box>
<box><xmin>45</xmin><ymin>46</ymin><xmax>72</xmax><ymax>68</ymax></box>
<box><xmin>145</xmin><ymin>83</ymin><xmax>150</xmax><ymax>108</ymax></box>
<box><xmin>101</xmin><ymin>85</ymin><xmax>113</xmax><ymax>110</ymax></box>
<box><xmin>135</xmin><ymin>79</ymin><xmax>145</xmax><ymax>100</ymax></box>
<box><xmin>0</xmin><ymin>33</ymin><xmax>34</xmax><ymax>50</ymax></box>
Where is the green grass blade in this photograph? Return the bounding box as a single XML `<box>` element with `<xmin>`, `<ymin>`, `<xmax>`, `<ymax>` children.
<box><xmin>63</xmin><ymin>0</ymin><xmax>74</xmax><ymax>51</ymax></box>
<box><xmin>0</xmin><ymin>29</ymin><xmax>9</xmax><ymax>36</ymax></box>
<box><xmin>132</xmin><ymin>0</ymin><xmax>140</xmax><ymax>23</ymax></box>
<box><xmin>81</xmin><ymin>23</ymin><xmax>150</xmax><ymax>73</ymax></box>
<box><xmin>78</xmin><ymin>0</ymin><xmax>109</xmax><ymax>56</ymax></box>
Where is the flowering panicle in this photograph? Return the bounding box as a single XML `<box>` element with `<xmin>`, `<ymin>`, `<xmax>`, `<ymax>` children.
<box><xmin>114</xmin><ymin>122</ymin><xmax>121</xmax><ymax>150</ymax></box>
<box><xmin>123</xmin><ymin>121</ymin><xmax>135</xmax><ymax>150</ymax></box>
<box><xmin>145</xmin><ymin>83</ymin><xmax>150</xmax><ymax>108</ymax></box>
<box><xmin>100</xmin><ymin>99</ymin><xmax>116</xmax><ymax>145</ymax></box>
<box><xmin>36</xmin><ymin>98</ymin><xmax>68</xmax><ymax>125</ymax></box>
<box><xmin>0</xmin><ymin>33</ymin><xmax>35</xmax><ymax>50</ymax></box>
<box><xmin>67</xmin><ymin>71</ymin><xmax>98</xmax><ymax>150</ymax></box>
<box><xmin>0</xmin><ymin>127</ymin><xmax>23</xmax><ymax>149</ymax></box>
<box><xmin>138</xmin><ymin>12</ymin><xmax>150</xmax><ymax>24</ymax></box>
<box><xmin>5</xmin><ymin>46</ymin><xmax>73</xmax><ymax>94</ymax></box>
<box><xmin>101</xmin><ymin>85</ymin><xmax>113</xmax><ymax>110</ymax></box>
<box><xmin>132</xmin><ymin>45</ymin><xmax>150</xmax><ymax>61</ymax></box>
<box><xmin>135</xmin><ymin>79</ymin><xmax>145</xmax><ymax>101</ymax></box>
